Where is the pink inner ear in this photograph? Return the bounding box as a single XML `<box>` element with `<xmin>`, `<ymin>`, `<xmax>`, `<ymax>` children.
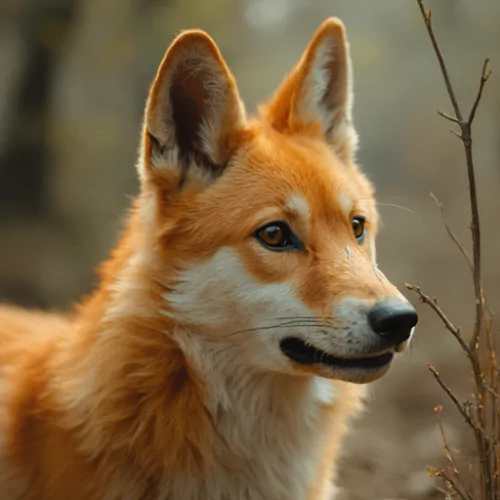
<box><xmin>322</xmin><ymin>45</ymin><xmax>347</xmax><ymax>116</ymax></box>
<box><xmin>320</xmin><ymin>47</ymin><xmax>336</xmax><ymax>109</ymax></box>
<box><xmin>170</xmin><ymin>65</ymin><xmax>207</xmax><ymax>158</ymax></box>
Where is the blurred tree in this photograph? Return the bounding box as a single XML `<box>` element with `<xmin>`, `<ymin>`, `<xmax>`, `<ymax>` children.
<box><xmin>0</xmin><ymin>0</ymin><xmax>78</xmax><ymax>219</ymax></box>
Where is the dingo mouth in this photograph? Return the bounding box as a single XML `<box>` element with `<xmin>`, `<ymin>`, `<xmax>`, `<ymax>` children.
<box><xmin>280</xmin><ymin>337</ymin><xmax>394</xmax><ymax>370</ymax></box>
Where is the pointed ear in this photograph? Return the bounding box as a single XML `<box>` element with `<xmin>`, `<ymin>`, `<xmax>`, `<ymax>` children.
<box><xmin>263</xmin><ymin>18</ymin><xmax>358</xmax><ymax>161</ymax></box>
<box><xmin>141</xmin><ymin>30</ymin><xmax>246</xmax><ymax>187</ymax></box>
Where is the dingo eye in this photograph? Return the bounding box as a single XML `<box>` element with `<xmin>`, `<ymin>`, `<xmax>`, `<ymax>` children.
<box><xmin>352</xmin><ymin>216</ymin><xmax>366</xmax><ymax>244</ymax></box>
<box><xmin>255</xmin><ymin>222</ymin><xmax>303</xmax><ymax>252</ymax></box>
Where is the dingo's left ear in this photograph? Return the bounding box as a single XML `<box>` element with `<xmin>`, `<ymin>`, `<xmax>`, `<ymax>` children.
<box><xmin>264</xmin><ymin>18</ymin><xmax>358</xmax><ymax>161</ymax></box>
<box><xmin>141</xmin><ymin>30</ymin><xmax>246</xmax><ymax>188</ymax></box>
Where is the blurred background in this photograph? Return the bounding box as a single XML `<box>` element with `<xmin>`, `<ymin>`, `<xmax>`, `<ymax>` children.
<box><xmin>0</xmin><ymin>0</ymin><xmax>499</xmax><ymax>497</ymax></box>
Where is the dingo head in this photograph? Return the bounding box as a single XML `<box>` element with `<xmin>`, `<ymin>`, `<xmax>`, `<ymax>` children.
<box><xmin>138</xmin><ymin>18</ymin><xmax>417</xmax><ymax>384</ymax></box>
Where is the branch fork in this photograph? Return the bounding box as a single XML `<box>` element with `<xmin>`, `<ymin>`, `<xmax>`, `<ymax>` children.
<box><xmin>408</xmin><ymin>2</ymin><xmax>496</xmax><ymax>498</ymax></box>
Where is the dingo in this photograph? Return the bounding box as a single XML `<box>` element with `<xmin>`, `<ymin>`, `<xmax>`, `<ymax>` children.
<box><xmin>0</xmin><ymin>18</ymin><xmax>417</xmax><ymax>500</ymax></box>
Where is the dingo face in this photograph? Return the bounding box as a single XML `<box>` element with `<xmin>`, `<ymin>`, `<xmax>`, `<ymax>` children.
<box><xmin>140</xmin><ymin>19</ymin><xmax>417</xmax><ymax>384</ymax></box>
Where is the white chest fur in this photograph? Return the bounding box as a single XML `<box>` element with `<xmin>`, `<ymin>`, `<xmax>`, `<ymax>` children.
<box><xmin>166</xmin><ymin>335</ymin><xmax>340</xmax><ymax>500</ymax></box>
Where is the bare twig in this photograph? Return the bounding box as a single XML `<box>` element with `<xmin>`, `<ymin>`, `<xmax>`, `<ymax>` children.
<box><xmin>435</xmin><ymin>405</ymin><xmax>475</xmax><ymax>500</ymax></box>
<box><xmin>405</xmin><ymin>284</ymin><xmax>471</xmax><ymax>357</ymax></box>
<box><xmin>416</xmin><ymin>0</ymin><xmax>487</xmax><ymax>354</ymax></box>
<box><xmin>414</xmin><ymin>1</ymin><xmax>494</xmax><ymax>497</ymax></box>
<box><xmin>450</xmin><ymin>129</ymin><xmax>464</xmax><ymax>140</ymax></box>
<box><xmin>437</xmin><ymin>109</ymin><xmax>461</xmax><ymax>124</ymax></box>
<box><xmin>485</xmin><ymin>313</ymin><xmax>499</xmax><ymax>496</ymax></box>
<box><xmin>426</xmin><ymin>360</ymin><xmax>488</xmax><ymax>487</ymax></box>
<box><xmin>469</xmin><ymin>59</ymin><xmax>492</xmax><ymax>127</ymax></box>
<box><xmin>429</xmin><ymin>193</ymin><xmax>473</xmax><ymax>274</ymax></box>
<box><xmin>416</xmin><ymin>2</ymin><xmax>463</xmax><ymax>121</ymax></box>
<box><xmin>428</xmin><ymin>367</ymin><xmax>476</xmax><ymax>430</ymax></box>
<box><xmin>436</xmin><ymin>469</ymin><xmax>470</xmax><ymax>500</ymax></box>
<box><xmin>484</xmin><ymin>386</ymin><xmax>500</xmax><ymax>400</ymax></box>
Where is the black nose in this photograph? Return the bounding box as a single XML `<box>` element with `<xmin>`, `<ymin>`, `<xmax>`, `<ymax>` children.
<box><xmin>368</xmin><ymin>300</ymin><xmax>418</xmax><ymax>345</ymax></box>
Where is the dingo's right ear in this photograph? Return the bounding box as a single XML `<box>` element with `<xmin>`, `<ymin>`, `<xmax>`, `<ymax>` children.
<box><xmin>140</xmin><ymin>30</ymin><xmax>246</xmax><ymax>189</ymax></box>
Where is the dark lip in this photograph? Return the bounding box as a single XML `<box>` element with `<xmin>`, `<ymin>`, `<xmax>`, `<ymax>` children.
<box><xmin>280</xmin><ymin>337</ymin><xmax>394</xmax><ymax>370</ymax></box>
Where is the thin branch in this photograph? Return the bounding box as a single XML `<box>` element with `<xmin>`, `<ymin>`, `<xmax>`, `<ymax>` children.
<box><xmin>435</xmin><ymin>405</ymin><xmax>475</xmax><ymax>500</ymax></box>
<box><xmin>465</xmin><ymin>125</ymin><xmax>484</xmax><ymax>354</ymax></box>
<box><xmin>428</xmin><ymin>366</ymin><xmax>477</xmax><ymax>431</ymax></box>
<box><xmin>450</xmin><ymin>129</ymin><xmax>464</xmax><ymax>140</ymax></box>
<box><xmin>405</xmin><ymin>284</ymin><xmax>471</xmax><ymax>357</ymax></box>
<box><xmin>469</xmin><ymin>59</ymin><xmax>492</xmax><ymax>127</ymax></box>
<box><xmin>485</xmin><ymin>311</ymin><xmax>499</xmax><ymax>497</ymax></box>
<box><xmin>416</xmin><ymin>0</ymin><xmax>489</xmax><ymax>356</ymax></box>
<box><xmin>407</xmin><ymin>285</ymin><xmax>490</xmax><ymax>496</ymax></box>
<box><xmin>434</xmin><ymin>485</ymin><xmax>450</xmax><ymax>496</ymax></box>
<box><xmin>438</xmin><ymin>109</ymin><xmax>461</xmax><ymax>124</ymax></box>
<box><xmin>416</xmin><ymin>1</ymin><xmax>463</xmax><ymax>122</ymax></box>
<box><xmin>429</xmin><ymin>193</ymin><xmax>473</xmax><ymax>274</ymax></box>
<box><xmin>437</xmin><ymin>469</ymin><xmax>469</xmax><ymax>500</ymax></box>
<box><xmin>415</xmin><ymin>2</ymin><xmax>493</xmax><ymax>494</ymax></box>
<box><xmin>484</xmin><ymin>385</ymin><xmax>500</xmax><ymax>399</ymax></box>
